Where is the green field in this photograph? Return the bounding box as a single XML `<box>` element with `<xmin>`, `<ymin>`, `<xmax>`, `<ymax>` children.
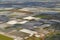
<box><xmin>34</xmin><ymin>15</ymin><xmax>48</xmax><ymax>18</ymax></box>
<box><xmin>0</xmin><ymin>34</ymin><xmax>13</xmax><ymax>40</ymax></box>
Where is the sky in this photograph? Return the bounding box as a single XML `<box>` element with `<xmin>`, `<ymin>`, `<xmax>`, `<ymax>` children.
<box><xmin>0</xmin><ymin>0</ymin><xmax>60</xmax><ymax>2</ymax></box>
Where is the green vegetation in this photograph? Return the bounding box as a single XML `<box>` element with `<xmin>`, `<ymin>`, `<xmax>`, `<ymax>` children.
<box><xmin>34</xmin><ymin>15</ymin><xmax>48</xmax><ymax>18</ymax></box>
<box><xmin>45</xmin><ymin>34</ymin><xmax>60</xmax><ymax>40</ymax></box>
<box><xmin>5</xmin><ymin>27</ymin><xmax>11</xmax><ymax>29</ymax></box>
<box><xmin>0</xmin><ymin>10</ymin><xmax>10</xmax><ymax>12</ymax></box>
<box><xmin>34</xmin><ymin>15</ymin><xmax>52</xmax><ymax>19</ymax></box>
<box><xmin>34</xmin><ymin>15</ymin><xmax>53</xmax><ymax>19</ymax></box>
<box><xmin>0</xmin><ymin>34</ymin><xmax>13</xmax><ymax>40</ymax></box>
<box><xmin>45</xmin><ymin>31</ymin><xmax>60</xmax><ymax>40</ymax></box>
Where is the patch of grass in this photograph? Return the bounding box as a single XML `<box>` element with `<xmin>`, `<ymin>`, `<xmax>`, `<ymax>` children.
<box><xmin>34</xmin><ymin>15</ymin><xmax>48</xmax><ymax>18</ymax></box>
<box><xmin>0</xmin><ymin>34</ymin><xmax>13</xmax><ymax>40</ymax></box>
<box><xmin>5</xmin><ymin>27</ymin><xmax>11</xmax><ymax>29</ymax></box>
<box><xmin>45</xmin><ymin>32</ymin><xmax>60</xmax><ymax>40</ymax></box>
